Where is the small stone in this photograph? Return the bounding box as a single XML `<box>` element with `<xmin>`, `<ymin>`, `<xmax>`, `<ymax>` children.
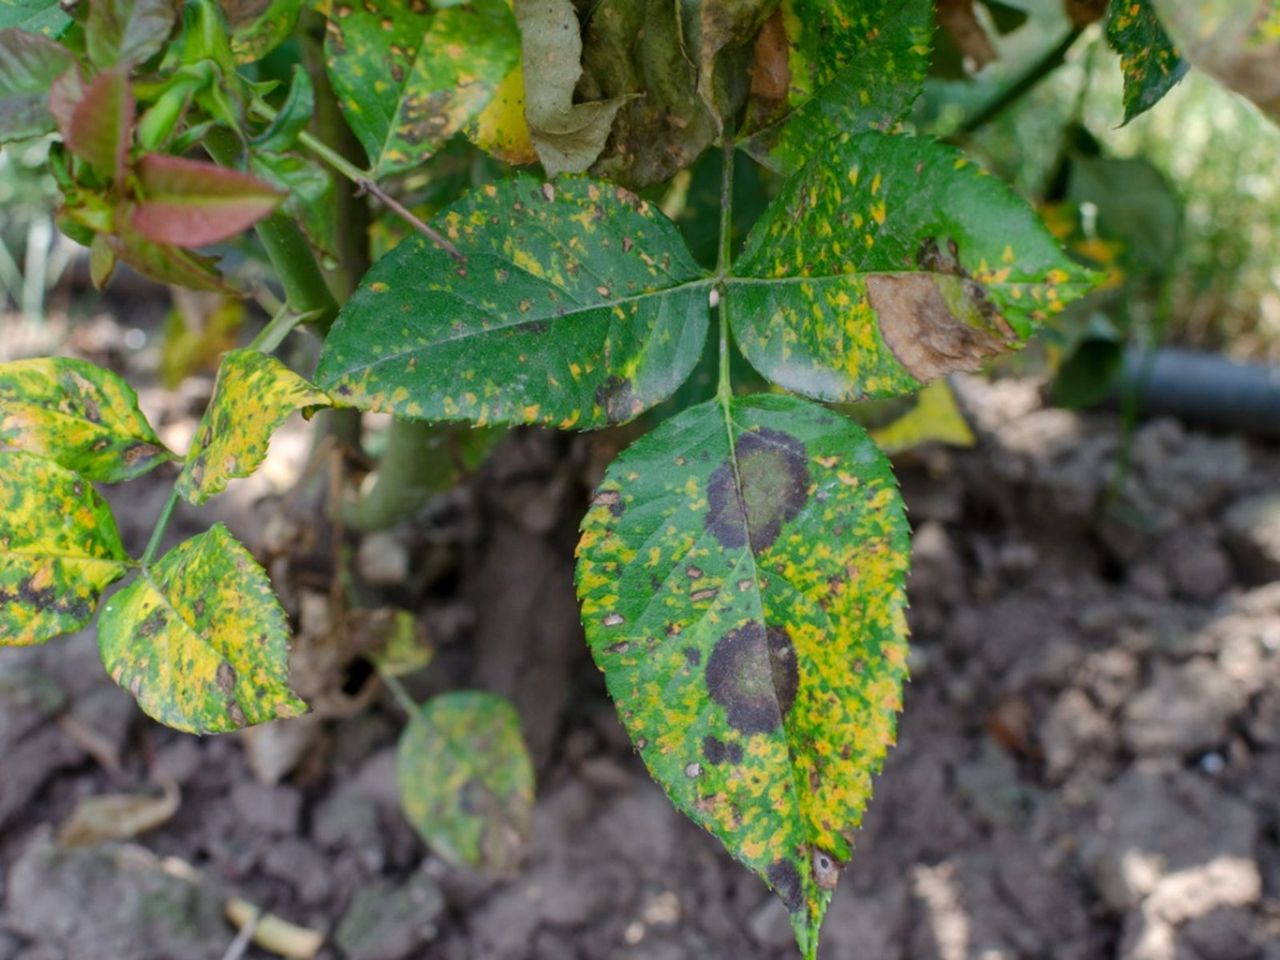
<box><xmin>335</xmin><ymin>869</ymin><xmax>444</xmax><ymax>960</ymax></box>
<box><xmin>1222</xmin><ymin>492</ymin><xmax>1280</xmax><ymax>585</ymax></box>
<box><xmin>230</xmin><ymin>782</ymin><xmax>303</xmax><ymax>836</ymax></box>
<box><xmin>356</xmin><ymin>531</ymin><xmax>410</xmax><ymax>587</ymax></box>
<box><xmin>1122</xmin><ymin>660</ymin><xmax>1242</xmax><ymax>757</ymax></box>
<box><xmin>260</xmin><ymin>839</ymin><xmax>333</xmax><ymax>904</ymax></box>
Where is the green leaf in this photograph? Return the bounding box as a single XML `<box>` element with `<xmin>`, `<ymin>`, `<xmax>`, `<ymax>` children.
<box><xmin>0</xmin><ymin>28</ymin><xmax>76</xmax><ymax>142</ymax></box>
<box><xmin>727</xmin><ymin>132</ymin><xmax>1097</xmax><ymax>402</ymax></box>
<box><xmin>396</xmin><ymin>691</ymin><xmax>534</xmax><ymax>876</ymax></box>
<box><xmin>86</xmin><ymin>0</ymin><xmax>178</xmax><ymax>69</ymax></box>
<box><xmin>1106</xmin><ymin>0</ymin><xmax>1189</xmax><ymax>123</ymax></box>
<box><xmin>740</xmin><ymin>0</ymin><xmax>933</xmax><ymax>173</ymax></box>
<box><xmin>865</xmin><ymin>379</ymin><xmax>975</xmax><ymax>453</ymax></box>
<box><xmin>248</xmin><ymin>151</ymin><xmax>338</xmax><ymax>258</ymax></box>
<box><xmin>131</xmin><ymin>154</ymin><xmax>285</xmax><ymax>249</ymax></box>
<box><xmin>316</xmin><ymin>176</ymin><xmax>712</xmax><ymax>429</ymax></box>
<box><xmin>106</xmin><ymin>217</ymin><xmax>232</xmax><ymax>291</ymax></box>
<box><xmin>0</xmin><ymin>0</ymin><xmax>73</xmax><ymax>37</ymax></box>
<box><xmin>515</xmin><ymin>0</ymin><xmax>630</xmax><ymax>176</ymax></box>
<box><xmin>224</xmin><ymin>0</ymin><xmax>304</xmax><ymax>63</ymax></box>
<box><xmin>324</xmin><ymin>0</ymin><xmax>520</xmax><ymax>178</ymax></box>
<box><xmin>0</xmin><ymin>451</ymin><xmax>131</xmax><ymax>647</ymax></box>
<box><xmin>51</xmin><ymin>67</ymin><xmax>133</xmax><ymax>188</ymax></box>
<box><xmin>251</xmin><ymin>65</ymin><xmax>314</xmax><ymax>154</ymax></box>
<box><xmin>98</xmin><ymin>523</ymin><xmax>307</xmax><ymax>734</ymax></box>
<box><xmin>576</xmin><ymin>393</ymin><xmax>910</xmax><ymax>957</ymax></box>
<box><xmin>176</xmin><ymin>349</ymin><xmax>330</xmax><ymax>506</ymax></box>
<box><xmin>0</xmin><ymin>356</ymin><xmax>175</xmax><ymax>482</ymax></box>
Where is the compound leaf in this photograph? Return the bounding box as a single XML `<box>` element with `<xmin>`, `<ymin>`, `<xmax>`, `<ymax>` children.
<box><xmin>0</xmin><ymin>28</ymin><xmax>76</xmax><ymax>141</ymax></box>
<box><xmin>316</xmin><ymin>176</ymin><xmax>711</xmax><ymax>429</ymax></box>
<box><xmin>0</xmin><ymin>356</ymin><xmax>174</xmax><ymax>482</ymax></box>
<box><xmin>1106</xmin><ymin>0</ymin><xmax>1188</xmax><ymax>123</ymax></box>
<box><xmin>86</xmin><ymin>0</ymin><xmax>178</xmax><ymax>69</ymax></box>
<box><xmin>740</xmin><ymin>0</ymin><xmax>933</xmax><ymax>173</ymax></box>
<box><xmin>131</xmin><ymin>154</ymin><xmax>285</xmax><ymax>249</ymax></box>
<box><xmin>727</xmin><ymin>132</ymin><xmax>1097</xmax><ymax>402</ymax></box>
<box><xmin>98</xmin><ymin>523</ymin><xmax>306</xmax><ymax>734</ymax></box>
<box><xmin>324</xmin><ymin>0</ymin><xmax>520</xmax><ymax>178</ymax></box>
<box><xmin>396</xmin><ymin>691</ymin><xmax>534</xmax><ymax>877</ymax></box>
<box><xmin>576</xmin><ymin>393</ymin><xmax>909</xmax><ymax>958</ymax></box>
<box><xmin>0</xmin><ymin>451</ymin><xmax>130</xmax><ymax>647</ymax></box>
<box><xmin>176</xmin><ymin>349</ymin><xmax>330</xmax><ymax>506</ymax></box>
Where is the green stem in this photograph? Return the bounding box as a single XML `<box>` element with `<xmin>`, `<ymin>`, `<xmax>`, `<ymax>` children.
<box><xmin>346</xmin><ymin>419</ymin><xmax>457</xmax><ymax>532</ymax></box>
<box><xmin>141</xmin><ymin>488</ymin><xmax>181</xmax><ymax>566</ymax></box>
<box><xmin>382</xmin><ymin>673</ymin><xmax>419</xmax><ymax>716</ymax></box>
<box><xmin>247</xmin><ymin>305</ymin><xmax>320</xmax><ymax>353</ymax></box>
<box><xmin>715</xmin><ymin>134</ymin><xmax>735</xmax><ymax>401</ymax></box>
<box><xmin>952</xmin><ymin>27</ymin><xmax>1086</xmax><ymax>139</ymax></box>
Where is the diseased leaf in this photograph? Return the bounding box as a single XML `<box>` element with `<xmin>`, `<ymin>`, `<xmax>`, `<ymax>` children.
<box><xmin>324</xmin><ymin>0</ymin><xmax>520</xmax><ymax>178</ymax></box>
<box><xmin>576</xmin><ymin>393</ymin><xmax>909</xmax><ymax>958</ymax></box>
<box><xmin>222</xmin><ymin>0</ymin><xmax>305</xmax><ymax>63</ymax></box>
<box><xmin>316</xmin><ymin>176</ymin><xmax>711</xmax><ymax>429</ymax></box>
<box><xmin>0</xmin><ymin>451</ymin><xmax>130</xmax><ymax>647</ymax></box>
<box><xmin>515</xmin><ymin>0</ymin><xmax>630</xmax><ymax>176</ymax></box>
<box><xmin>59</xmin><ymin>779</ymin><xmax>180</xmax><ymax>847</ymax></box>
<box><xmin>86</xmin><ymin>0</ymin><xmax>178</xmax><ymax>69</ymax></box>
<box><xmin>1149</xmin><ymin>0</ymin><xmax>1280</xmax><ymax>124</ymax></box>
<box><xmin>0</xmin><ymin>28</ymin><xmax>76</xmax><ymax>142</ymax></box>
<box><xmin>727</xmin><ymin>132</ymin><xmax>1097</xmax><ymax>402</ymax></box>
<box><xmin>0</xmin><ymin>0</ymin><xmax>73</xmax><ymax>37</ymax></box>
<box><xmin>740</xmin><ymin>0</ymin><xmax>933</xmax><ymax>173</ymax></box>
<box><xmin>160</xmin><ymin>292</ymin><xmax>247</xmax><ymax>388</ymax></box>
<box><xmin>936</xmin><ymin>0</ymin><xmax>998</xmax><ymax>71</ymax></box>
<box><xmin>177</xmin><ymin>349</ymin><xmax>330</xmax><ymax>506</ymax></box>
<box><xmin>98</xmin><ymin>523</ymin><xmax>307</xmax><ymax>734</ymax></box>
<box><xmin>1106</xmin><ymin>0</ymin><xmax>1188</xmax><ymax>123</ymax></box>
<box><xmin>51</xmin><ymin>67</ymin><xmax>133</xmax><ymax>187</ymax></box>
<box><xmin>396</xmin><ymin>691</ymin><xmax>534</xmax><ymax>876</ymax></box>
<box><xmin>464</xmin><ymin>62</ymin><xmax>537</xmax><ymax>165</ymax></box>
<box><xmin>132</xmin><ymin>154</ymin><xmax>285</xmax><ymax>249</ymax></box>
<box><xmin>866</xmin><ymin>379</ymin><xmax>975</xmax><ymax>453</ymax></box>
<box><xmin>0</xmin><ymin>356</ymin><xmax>174</xmax><ymax>482</ymax></box>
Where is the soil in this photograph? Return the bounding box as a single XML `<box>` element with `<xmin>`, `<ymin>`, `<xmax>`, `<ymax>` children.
<box><xmin>2</xmin><ymin>311</ymin><xmax>1279</xmax><ymax>960</ymax></box>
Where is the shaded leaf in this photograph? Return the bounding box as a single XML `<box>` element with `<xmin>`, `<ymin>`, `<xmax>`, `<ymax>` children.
<box><xmin>248</xmin><ymin>151</ymin><xmax>337</xmax><ymax>258</ymax></box>
<box><xmin>357</xmin><ymin>608</ymin><xmax>434</xmax><ymax>678</ymax></box>
<box><xmin>1149</xmin><ymin>0</ymin><xmax>1280</xmax><ymax>124</ymax></box>
<box><xmin>0</xmin><ymin>356</ymin><xmax>174</xmax><ymax>482</ymax></box>
<box><xmin>396</xmin><ymin>691</ymin><xmax>534</xmax><ymax>876</ymax></box>
<box><xmin>867</xmin><ymin>379</ymin><xmax>975</xmax><ymax>453</ymax></box>
<box><xmin>324</xmin><ymin>0</ymin><xmax>520</xmax><ymax>178</ymax></box>
<box><xmin>177</xmin><ymin>349</ymin><xmax>330</xmax><ymax>506</ymax></box>
<box><xmin>98</xmin><ymin>523</ymin><xmax>307</xmax><ymax>734</ymax></box>
<box><xmin>0</xmin><ymin>451</ymin><xmax>130</xmax><ymax>647</ymax></box>
<box><xmin>937</xmin><ymin>0</ymin><xmax>997</xmax><ymax>71</ymax></box>
<box><xmin>0</xmin><ymin>28</ymin><xmax>76</xmax><ymax>142</ymax></box>
<box><xmin>160</xmin><ymin>292</ymin><xmax>247</xmax><ymax>388</ymax></box>
<box><xmin>316</xmin><ymin>176</ymin><xmax>711</xmax><ymax>429</ymax></box>
<box><xmin>515</xmin><ymin>0</ymin><xmax>630</xmax><ymax>176</ymax></box>
<box><xmin>52</xmin><ymin>67</ymin><xmax>133</xmax><ymax>187</ymax></box>
<box><xmin>1106</xmin><ymin>0</ymin><xmax>1188</xmax><ymax>123</ymax></box>
<box><xmin>86</xmin><ymin>0</ymin><xmax>178</xmax><ymax>69</ymax></box>
<box><xmin>576</xmin><ymin>393</ymin><xmax>909</xmax><ymax>958</ymax></box>
<box><xmin>740</xmin><ymin>0</ymin><xmax>933</xmax><ymax>173</ymax></box>
<box><xmin>727</xmin><ymin>132</ymin><xmax>1097</xmax><ymax>402</ymax></box>
<box><xmin>107</xmin><ymin>216</ymin><xmax>231</xmax><ymax>291</ymax></box>
<box><xmin>0</xmin><ymin>0</ymin><xmax>73</xmax><ymax>37</ymax></box>
<box><xmin>59</xmin><ymin>779</ymin><xmax>180</xmax><ymax>847</ymax></box>
<box><xmin>132</xmin><ymin>154</ymin><xmax>285</xmax><ymax>249</ymax></box>
<box><xmin>222</xmin><ymin>0</ymin><xmax>305</xmax><ymax>63</ymax></box>
<box><xmin>251</xmin><ymin>65</ymin><xmax>314</xmax><ymax>154</ymax></box>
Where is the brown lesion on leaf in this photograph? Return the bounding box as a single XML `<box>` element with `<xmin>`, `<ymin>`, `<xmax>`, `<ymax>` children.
<box><xmin>744</xmin><ymin>8</ymin><xmax>791</xmax><ymax>132</ymax></box>
<box><xmin>767</xmin><ymin>858</ymin><xmax>804</xmax><ymax>913</ymax></box>
<box><xmin>705</xmin><ymin>622</ymin><xmax>798</xmax><ymax>734</ymax></box>
<box><xmin>702</xmin><ymin>734</ymin><xmax>743</xmax><ymax>765</ymax></box>
<box><xmin>705</xmin><ymin>428</ymin><xmax>809</xmax><ymax>552</ymax></box>
<box><xmin>595</xmin><ymin>375</ymin><xmax>642</xmax><ymax>424</ymax></box>
<box><xmin>812</xmin><ymin>848</ymin><xmax>841</xmax><ymax>891</ymax></box>
<box><xmin>868</xmin><ymin>237</ymin><xmax>1019</xmax><ymax>383</ymax></box>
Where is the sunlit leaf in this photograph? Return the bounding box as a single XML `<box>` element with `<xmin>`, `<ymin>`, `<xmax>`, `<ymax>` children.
<box><xmin>0</xmin><ymin>356</ymin><xmax>174</xmax><ymax>482</ymax></box>
<box><xmin>464</xmin><ymin>63</ymin><xmax>537</xmax><ymax>165</ymax></box>
<box><xmin>176</xmin><ymin>349</ymin><xmax>330</xmax><ymax>506</ymax></box>
<box><xmin>515</xmin><ymin>0</ymin><xmax>629</xmax><ymax>176</ymax></box>
<box><xmin>1106</xmin><ymin>0</ymin><xmax>1188</xmax><ymax>123</ymax></box>
<box><xmin>98</xmin><ymin>523</ymin><xmax>307</xmax><ymax>734</ymax></box>
<box><xmin>222</xmin><ymin>0</ymin><xmax>304</xmax><ymax>63</ymax></box>
<box><xmin>576</xmin><ymin>393</ymin><xmax>909</xmax><ymax>959</ymax></box>
<box><xmin>0</xmin><ymin>28</ymin><xmax>76</xmax><ymax>141</ymax></box>
<box><xmin>86</xmin><ymin>0</ymin><xmax>178</xmax><ymax>69</ymax></box>
<box><xmin>740</xmin><ymin>0</ymin><xmax>933</xmax><ymax>173</ymax></box>
<box><xmin>51</xmin><ymin>67</ymin><xmax>133</xmax><ymax>187</ymax></box>
<box><xmin>396</xmin><ymin>691</ymin><xmax>534</xmax><ymax>876</ymax></box>
<box><xmin>727</xmin><ymin>132</ymin><xmax>1097</xmax><ymax>402</ymax></box>
<box><xmin>867</xmin><ymin>379</ymin><xmax>975</xmax><ymax>453</ymax></box>
<box><xmin>131</xmin><ymin>154</ymin><xmax>285</xmax><ymax>249</ymax></box>
<box><xmin>324</xmin><ymin>0</ymin><xmax>520</xmax><ymax>178</ymax></box>
<box><xmin>316</xmin><ymin>176</ymin><xmax>711</xmax><ymax>429</ymax></box>
<box><xmin>0</xmin><ymin>451</ymin><xmax>130</xmax><ymax>647</ymax></box>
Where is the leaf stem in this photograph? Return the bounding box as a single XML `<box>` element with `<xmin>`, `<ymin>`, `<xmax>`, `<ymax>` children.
<box><xmin>716</xmin><ymin>133</ymin><xmax>734</xmax><ymax>402</ymax></box>
<box><xmin>247</xmin><ymin>305</ymin><xmax>322</xmax><ymax>354</ymax></box>
<box><xmin>382</xmin><ymin>673</ymin><xmax>419</xmax><ymax>717</ymax></box>
<box><xmin>952</xmin><ymin>27</ymin><xmax>1086</xmax><ymax>139</ymax></box>
<box><xmin>141</xmin><ymin>487</ymin><xmax>181</xmax><ymax>567</ymax></box>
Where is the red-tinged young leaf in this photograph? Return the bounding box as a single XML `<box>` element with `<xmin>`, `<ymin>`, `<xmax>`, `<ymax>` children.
<box><xmin>0</xmin><ymin>28</ymin><xmax>76</xmax><ymax>142</ymax></box>
<box><xmin>53</xmin><ymin>68</ymin><xmax>133</xmax><ymax>187</ymax></box>
<box><xmin>109</xmin><ymin>214</ymin><xmax>231</xmax><ymax>291</ymax></box>
<box><xmin>131</xmin><ymin>154</ymin><xmax>285</xmax><ymax>248</ymax></box>
<box><xmin>86</xmin><ymin>0</ymin><xmax>178</xmax><ymax>69</ymax></box>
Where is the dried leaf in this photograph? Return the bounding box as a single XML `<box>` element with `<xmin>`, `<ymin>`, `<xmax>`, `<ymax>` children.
<box><xmin>225</xmin><ymin>897</ymin><xmax>324</xmax><ymax>960</ymax></box>
<box><xmin>937</xmin><ymin>0</ymin><xmax>998</xmax><ymax>70</ymax></box>
<box><xmin>59</xmin><ymin>779</ymin><xmax>180</xmax><ymax>847</ymax></box>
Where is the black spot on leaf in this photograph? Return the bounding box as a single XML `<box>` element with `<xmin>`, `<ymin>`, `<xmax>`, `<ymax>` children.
<box><xmin>703</xmin><ymin>735</ymin><xmax>743</xmax><ymax>765</ymax></box>
<box><xmin>705</xmin><ymin>428</ymin><xmax>809</xmax><ymax>551</ymax></box>
<box><xmin>705</xmin><ymin>622</ymin><xmax>799</xmax><ymax>734</ymax></box>
<box><xmin>767</xmin><ymin>859</ymin><xmax>804</xmax><ymax>912</ymax></box>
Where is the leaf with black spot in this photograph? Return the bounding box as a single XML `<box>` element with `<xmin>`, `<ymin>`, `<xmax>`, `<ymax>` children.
<box><xmin>727</xmin><ymin>131</ymin><xmax>1098</xmax><ymax>403</ymax></box>
<box><xmin>0</xmin><ymin>451</ymin><xmax>131</xmax><ymax>646</ymax></box>
<box><xmin>316</xmin><ymin>176</ymin><xmax>711</xmax><ymax>429</ymax></box>
<box><xmin>397</xmin><ymin>691</ymin><xmax>534</xmax><ymax>877</ymax></box>
<box><xmin>1106</xmin><ymin>0</ymin><xmax>1188</xmax><ymax>123</ymax></box>
<box><xmin>176</xmin><ymin>349</ymin><xmax>330</xmax><ymax>506</ymax></box>
<box><xmin>98</xmin><ymin>523</ymin><xmax>306</xmax><ymax>734</ymax></box>
<box><xmin>576</xmin><ymin>393</ymin><xmax>910</xmax><ymax>958</ymax></box>
<box><xmin>0</xmin><ymin>356</ymin><xmax>175</xmax><ymax>482</ymax></box>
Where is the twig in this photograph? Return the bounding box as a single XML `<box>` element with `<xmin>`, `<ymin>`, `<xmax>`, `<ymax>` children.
<box><xmin>354</xmin><ymin>176</ymin><xmax>466</xmax><ymax>265</ymax></box>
